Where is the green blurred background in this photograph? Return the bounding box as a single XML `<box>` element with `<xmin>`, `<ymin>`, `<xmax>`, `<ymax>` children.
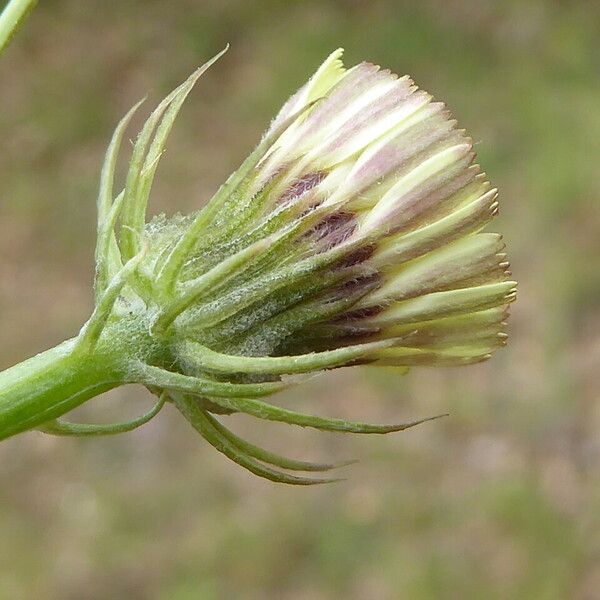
<box><xmin>1</xmin><ymin>1</ymin><xmax>599</xmax><ymax>598</ymax></box>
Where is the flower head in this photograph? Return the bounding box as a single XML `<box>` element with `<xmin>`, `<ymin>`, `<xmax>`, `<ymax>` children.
<box><xmin>44</xmin><ymin>48</ymin><xmax>516</xmax><ymax>483</ymax></box>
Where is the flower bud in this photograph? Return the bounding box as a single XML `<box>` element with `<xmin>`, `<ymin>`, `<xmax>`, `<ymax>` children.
<box><xmin>4</xmin><ymin>48</ymin><xmax>516</xmax><ymax>484</ymax></box>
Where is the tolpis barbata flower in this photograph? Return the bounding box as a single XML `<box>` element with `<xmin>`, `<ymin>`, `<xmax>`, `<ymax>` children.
<box><xmin>0</xmin><ymin>48</ymin><xmax>516</xmax><ymax>483</ymax></box>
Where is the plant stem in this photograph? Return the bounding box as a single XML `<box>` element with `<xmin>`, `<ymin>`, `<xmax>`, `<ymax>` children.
<box><xmin>0</xmin><ymin>339</ymin><xmax>121</xmax><ymax>441</ymax></box>
<box><xmin>0</xmin><ymin>0</ymin><xmax>37</xmax><ymax>53</ymax></box>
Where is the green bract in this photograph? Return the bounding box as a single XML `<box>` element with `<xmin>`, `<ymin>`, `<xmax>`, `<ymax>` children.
<box><xmin>0</xmin><ymin>48</ymin><xmax>516</xmax><ymax>484</ymax></box>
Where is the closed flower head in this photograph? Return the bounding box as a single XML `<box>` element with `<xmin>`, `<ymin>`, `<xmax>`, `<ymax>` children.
<box><xmin>0</xmin><ymin>48</ymin><xmax>516</xmax><ymax>484</ymax></box>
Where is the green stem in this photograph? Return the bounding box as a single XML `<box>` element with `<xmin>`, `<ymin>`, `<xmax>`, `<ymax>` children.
<box><xmin>0</xmin><ymin>339</ymin><xmax>121</xmax><ymax>441</ymax></box>
<box><xmin>0</xmin><ymin>0</ymin><xmax>37</xmax><ymax>53</ymax></box>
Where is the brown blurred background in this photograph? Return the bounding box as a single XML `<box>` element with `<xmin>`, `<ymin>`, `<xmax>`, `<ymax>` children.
<box><xmin>1</xmin><ymin>1</ymin><xmax>599</xmax><ymax>598</ymax></box>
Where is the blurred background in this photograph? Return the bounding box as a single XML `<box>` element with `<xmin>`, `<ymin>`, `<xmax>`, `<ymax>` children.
<box><xmin>1</xmin><ymin>1</ymin><xmax>599</xmax><ymax>598</ymax></box>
